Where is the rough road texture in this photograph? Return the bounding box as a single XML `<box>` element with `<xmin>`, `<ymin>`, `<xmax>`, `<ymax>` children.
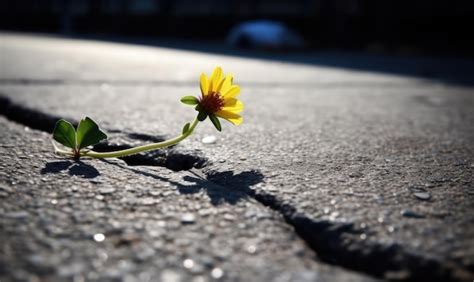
<box><xmin>1</xmin><ymin>32</ymin><xmax>474</xmax><ymax>281</ymax></box>
<box><xmin>1</xmin><ymin>116</ymin><xmax>374</xmax><ymax>282</ymax></box>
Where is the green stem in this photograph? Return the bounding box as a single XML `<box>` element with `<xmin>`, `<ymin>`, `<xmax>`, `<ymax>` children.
<box><xmin>81</xmin><ymin>118</ymin><xmax>199</xmax><ymax>159</ymax></box>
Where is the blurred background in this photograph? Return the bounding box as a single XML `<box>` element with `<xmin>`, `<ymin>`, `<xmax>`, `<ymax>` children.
<box><xmin>1</xmin><ymin>0</ymin><xmax>474</xmax><ymax>57</ymax></box>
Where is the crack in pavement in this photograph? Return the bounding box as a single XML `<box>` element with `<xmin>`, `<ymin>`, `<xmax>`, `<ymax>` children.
<box><xmin>204</xmin><ymin>170</ymin><xmax>459</xmax><ymax>281</ymax></box>
<box><xmin>0</xmin><ymin>95</ymin><xmax>207</xmax><ymax>171</ymax></box>
<box><xmin>0</xmin><ymin>94</ymin><xmax>466</xmax><ymax>281</ymax></box>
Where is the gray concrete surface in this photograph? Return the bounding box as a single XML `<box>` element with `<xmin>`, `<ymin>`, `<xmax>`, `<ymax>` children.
<box><xmin>1</xmin><ymin>32</ymin><xmax>474</xmax><ymax>281</ymax></box>
<box><xmin>0</xmin><ymin>116</ymin><xmax>373</xmax><ymax>282</ymax></box>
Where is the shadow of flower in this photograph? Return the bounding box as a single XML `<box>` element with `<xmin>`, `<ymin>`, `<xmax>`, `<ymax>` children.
<box><xmin>102</xmin><ymin>159</ymin><xmax>263</xmax><ymax>206</ymax></box>
<box><xmin>41</xmin><ymin>160</ymin><xmax>100</xmax><ymax>179</ymax></box>
<box><xmin>177</xmin><ymin>170</ymin><xmax>264</xmax><ymax>205</ymax></box>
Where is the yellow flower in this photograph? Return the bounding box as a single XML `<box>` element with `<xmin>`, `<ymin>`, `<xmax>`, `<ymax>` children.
<box><xmin>180</xmin><ymin>66</ymin><xmax>243</xmax><ymax>131</ymax></box>
<box><xmin>199</xmin><ymin>66</ymin><xmax>243</xmax><ymax>126</ymax></box>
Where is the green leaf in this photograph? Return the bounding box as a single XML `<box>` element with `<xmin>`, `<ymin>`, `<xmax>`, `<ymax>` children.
<box><xmin>180</xmin><ymin>96</ymin><xmax>199</xmax><ymax>105</ymax></box>
<box><xmin>209</xmin><ymin>114</ymin><xmax>222</xmax><ymax>132</ymax></box>
<box><xmin>182</xmin><ymin>122</ymin><xmax>190</xmax><ymax>134</ymax></box>
<box><xmin>76</xmin><ymin>117</ymin><xmax>107</xmax><ymax>150</ymax></box>
<box><xmin>197</xmin><ymin>110</ymin><xmax>208</xmax><ymax>122</ymax></box>
<box><xmin>53</xmin><ymin>119</ymin><xmax>77</xmax><ymax>149</ymax></box>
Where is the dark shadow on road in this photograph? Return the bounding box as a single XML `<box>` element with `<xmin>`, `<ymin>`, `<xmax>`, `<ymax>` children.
<box><xmin>205</xmin><ymin>170</ymin><xmax>265</xmax><ymax>189</ymax></box>
<box><xmin>177</xmin><ymin>169</ymin><xmax>264</xmax><ymax>205</ymax></box>
<box><xmin>41</xmin><ymin>160</ymin><xmax>100</xmax><ymax>178</ymax></box>
<box><xmin>41</xmin><ymin>160</ymin><xmax>72</xmax><ymax>174</ymax></box>
<box><xmin>175</xmin><ymin>175</ymin><xmax>246</xmax><ymax>205</ymax></box>
<box><xmin>102</xmin><ymin>159</ymin><xmax>263</xmax><ymax>206</ymax></box>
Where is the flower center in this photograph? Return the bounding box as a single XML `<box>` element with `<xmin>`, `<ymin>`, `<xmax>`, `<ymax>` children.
<box><xmin>199</xmin><ymin>91</ymin><xmax>224</xmax><ymax>114</ymax></box>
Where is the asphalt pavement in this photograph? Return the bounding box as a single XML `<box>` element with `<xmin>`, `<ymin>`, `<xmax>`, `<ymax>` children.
<box><xmin>1</xmin><ymin>32</ymin><xmax>473</xmax><ymax>281</ymax></box>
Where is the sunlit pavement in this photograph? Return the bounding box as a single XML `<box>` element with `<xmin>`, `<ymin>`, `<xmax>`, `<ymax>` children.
<box><xmin>1</xmin><ymin>32</ymin><xmax>473</xmax><ymax>281</ymax></box>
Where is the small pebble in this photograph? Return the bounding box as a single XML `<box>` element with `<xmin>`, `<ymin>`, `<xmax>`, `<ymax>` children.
<box><xmin>201</xmin><ymin>135</ymin><xmax>216</xmax><ymax>144</ymax></box>
<box><xmin>349</xmin><ymin>171</ymin><xmax>363</xmax><ymax>178</ymax></box>
<box><xmin>211</xmin><ymin>268</ymin><xmax>224</xmax><ymax>279</ymax></box>
<box><xmin>183</xmin><ymin>259</ymin><xmax>194</xmax><ymax>269</ymax></box>
<box><xmin>98</xmin><ymin>187</ymin><xmax>116</xmax><ymax>195</ymax></box>
<box><xmin>181</xmin><ymin>213</ymin><xmax>196</xmax><ymax>224</ymax></box>
<box><xmin>413</xmin><ymin>192</ymin><xmax>431</xmax><ymax>201</ymax></box>
<box><xmin>223</xmin><ymin>214</ymin><xmax>236</xmax><ymax>221</ymax></box>
<box><xmin>246</xmin><ymin>245</ymin><xmax>257</xmax><ymax>254</ymax></box>
<box><xmin>93</xmin><ymin>233</ymin><xmax>106</xmax><ymax>242</ymax></box>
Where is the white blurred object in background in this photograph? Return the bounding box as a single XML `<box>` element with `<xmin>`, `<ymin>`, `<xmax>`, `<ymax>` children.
<box><xmin>227</xmin><ymin>20</ymin><xmax>305</xmax><ymax>50</ymax></box>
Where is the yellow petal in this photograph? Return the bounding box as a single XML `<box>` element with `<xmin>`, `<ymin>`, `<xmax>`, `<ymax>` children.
<box><xmin>223</xmin><ymin>85</ymin><xmax>240</xmax><ymax>98</ymax></box>
<box><xmin>200</xmin><ymin>73</ymin><xmax>209</xmax><ymax>96</ymax></box>
<box><xmin>210</xmin><ymin>66</ymin><xmax>223</xmax><ymax>92</ymax></box>
<box><xmin>220</xmin><ymin>73</ymin><xmax>233</xmax><ymax>94</ymax></box>
<box><xmin>215</xmin><ymin>77</ymin><xmax>225</xmax><ymax>93</ymax></box>
<box><xmin>216</xmin><ymin>110</ymin><xmax>243</xmax><ymax>125</ymax></box>
<box><xmin>222</xmin><ymin>99</ymin><xmax>244</xmax><ymax>113</ymax></box>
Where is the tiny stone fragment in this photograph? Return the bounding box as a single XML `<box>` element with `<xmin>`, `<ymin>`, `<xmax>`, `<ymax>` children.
<box><xmin>98</xmin><ymin>187</ymin><xmax>116</xmax><ymax>195</ymax></box>
<box><xmin>201</xmin><ymin>135</ymin><xmax>216</xmax><ymax>144</ymax></box>
<box><xmin>211</xmin><ymin>268</ymin><xmax>224</xmax><ymax>279</ymax></box>
<box><xmin>413</xmin><ymin>192</ymin><xmax>431</xmax><ymax>201</ymax></box>
<box><xmin>181</xmin><ymin>213</ymin><xmax>196</xmax><ymax>224</ymax></box>
<box><xmin>183</xmin><ymin>259</ymin><xmax>194</xmax><ymax>269</ymax></box>
<box><xmin>93</xmin><ymin>233</ymin><xmax>106</xmax><ymax>242</ymax></box>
